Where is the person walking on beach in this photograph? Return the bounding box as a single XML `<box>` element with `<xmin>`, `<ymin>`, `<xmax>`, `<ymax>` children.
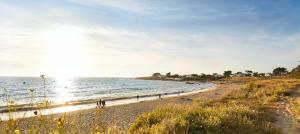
<box><xmin>97</xmin><ymin>99</ymin><xmax>102</xmax><ymax>108</ymax></box>
<box><xmin>158</xmin><ymin>94</ymin><xmax>162</xmax><ymax>100</ymax></box>
<box><xmin>99</xmin><ymin>99</ymin><xmax>102</xmax><ymax>107</ymax></box>
<box><xmin>137</xmin><ymin>95</ymin><xmax>139</xmax><ymax>101</ymax></box>
<box><xmin>101</xmin><ymin>99</ymin><xmax>106</xmax><ymax>108</ymax></box>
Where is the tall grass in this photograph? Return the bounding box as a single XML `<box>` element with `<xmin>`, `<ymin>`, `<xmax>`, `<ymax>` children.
<box><xmin>129</xmin><ymin>101</ymin><xmax>280</xmax><ymax>134</ymax></box>
<box><xmin>290</xmin><ymin>98</ymin><xmax>300</xmax><ymax>120</ymax></box>
<box><xmin>129</xmin><ymin>79</ymin><xmax>300</xmax><ymax>134</ymax></box>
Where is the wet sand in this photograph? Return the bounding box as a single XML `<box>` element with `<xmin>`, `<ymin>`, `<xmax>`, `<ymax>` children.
<box><xmin>0</xmin><ymin>82</ymin><xmax>243</xmax><ymax>133</ymax></box>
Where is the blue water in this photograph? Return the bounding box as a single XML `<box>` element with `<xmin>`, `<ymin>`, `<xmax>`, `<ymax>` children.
<box><xmin>0</xmin><ymin>77</ymin><xmax>213</xmax><ymax>107</ymax></box>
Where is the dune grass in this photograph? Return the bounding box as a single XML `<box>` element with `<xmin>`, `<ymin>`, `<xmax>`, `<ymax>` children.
<box><xmin>227</xmin><ymin>79</ymin><xmax>300</xmax><ymax>103</ymax></box>
<box><xmin>128</xmin><ymin>94</ymin><xmax>284</xmax><ymax>134</ymax></box>
<box><xmin>129</xmin><ymin>101</ymin><xmax>280</xmax><ymax>134</ymax></box>
<box><xmin>129</xmin><ymin>79</ymin><xmax>300</xmax><ymax>134</ymax></box>
<box><xmin>290</xmin><ymin>98</ymin><xmax>300</xmax><ymax>120</ymax></box>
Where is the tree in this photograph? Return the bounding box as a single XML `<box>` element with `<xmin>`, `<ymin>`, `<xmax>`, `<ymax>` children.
<box><xmin>235</xmin><ymin>72</ymin><xmax>243</xmax><ymax>77</ymax></box>
<box><xmin>166</xmin><ymin>72</ymin><xmax>171</xmax><ymax>77</ymax></box>
<box><xmin>289</xmin><ymin>63</ymin><xmax>300</xmax><ymax>78</ymax></box>
<box><xmin>253</xmin><ymin>72</ymin><xmax>259</xmax><ymax>77</ymax></box>
<box><xmin>191</xmin><ymin>74</ymin><xmax>198</xmax><ymax>77</ymax></box>
<box><xmin>235</xmin><ymin>72</ymin><xmax>242</xmax><ymax>75</ymax></box>
<box><xmin>245</xmin><ymin>70</ymin><xmax>253</xmax><ymax>77</ymax></box>
<box><xmin>272</xmin><ymin>67</ymin><xmax>288</xmax><ymax>76</ymax></box>
<box><xmin>223</xmin><ymin>70</ymin><xmax>232</xmax><ymax>78</ymax></box>
<box><xmin>291</xmin><ymin>65</ymin><xmax>300</xmax><ymax>73</ymax></box>
<box><xmin>152</xmin><ymin>73</ymin><xmax>161</xmax><ymax>77</ymax></box>
<box><xmin>200</xmin><ymin>73</ymin><xmax>206</xmax><ymax>78</ymax></box>
<box><xmin>172</xmin><ymin>74</ymin><xmax>180</xmax><ymax>78</ymax></box>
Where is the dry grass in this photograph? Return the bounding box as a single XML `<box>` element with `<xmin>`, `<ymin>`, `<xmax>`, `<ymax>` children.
<box><xmin>129</xmin><ymin>101</ymin><xmax>280</xmax><ymax>134</ymax></box>
<box><xmin>129</xmin><ymin>79</ymin><xmax>300</xmax><ymax>134</ymax></box>
<box><xmin>290</xmin><ymin>98</ymin><xmax>300</xmax><ymax>120</ymax></box>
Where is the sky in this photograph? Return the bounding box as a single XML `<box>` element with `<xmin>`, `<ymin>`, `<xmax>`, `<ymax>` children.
<box><xmin>1</xmin><ymin>0</ymin><xmax>300</xmax><ymax>77</ymax></box>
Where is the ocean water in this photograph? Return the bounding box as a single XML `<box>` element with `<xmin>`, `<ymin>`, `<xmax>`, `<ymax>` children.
<box><xmin>0</xmin><ymin>77</ymin><xmax>213</xmax><ymax>107</ymax></box>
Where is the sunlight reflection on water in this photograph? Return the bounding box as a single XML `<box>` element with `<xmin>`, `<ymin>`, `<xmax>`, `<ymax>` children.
<box><xmin>53</xmin><ymin>77</ymin><xmax>75</xmax><ymax>104</ymax></box>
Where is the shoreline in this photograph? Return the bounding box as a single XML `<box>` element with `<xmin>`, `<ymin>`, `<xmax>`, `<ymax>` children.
<box><xmin>0</xmin><ymin>80</ymin><xmax>213</xmax><ymax>113</ymax></box>
<box><xmin>0</xmin><ymin>82</ymin><xmax>243</xmax><ymax>133</ymax></box>
<box><xmin>0</xmin><ymin>83</ymin><xmax>215</xmax><ymax>120</ymax></box>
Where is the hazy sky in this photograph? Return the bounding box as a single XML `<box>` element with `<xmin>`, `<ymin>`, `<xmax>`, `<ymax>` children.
<box><xmin>1</xmin><ymin>0</ymin><xmax>300</xmax><ymax>77</ymax></box>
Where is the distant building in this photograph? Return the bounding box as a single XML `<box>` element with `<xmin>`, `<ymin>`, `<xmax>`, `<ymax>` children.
<box><xmin>184</xmin><ymin>75</ymin><xmax>194</xmax><ymax>78</ymax></box>
<box><xmin>212</xmin><ymin>73</ymin><xmax>223</xmax><ymax>78</ymax></box>
<box><xmin>233</xmin><ymin>72</ymin><xmax>246</xmax><ymax>77</ymax></box>
<box><xmin>174</xmin><ymin>78</ymin><xmax>182</xmax><ymax>81</ymax></box>
<box><xmin>265</xmin><ymin>73</ymin><xmax>272</xmax><ymax>77</ymax></box>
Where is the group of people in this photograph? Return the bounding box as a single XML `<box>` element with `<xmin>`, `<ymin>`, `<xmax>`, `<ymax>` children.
<box><xmin>97</xmin><ymin>99</ymin><xmax>106</xmax><ymax>108</ymax></box>
<box><xmin>97</xmin><ymin>93</ymin><xmax>165</xmax><ymax>108</ymax></box>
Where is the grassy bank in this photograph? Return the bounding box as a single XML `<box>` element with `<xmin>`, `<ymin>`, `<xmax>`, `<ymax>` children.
<box><xmin>129</xmin><ymin>78</ymin><xmax>300</xmax><ymax>134</ymax></box>
<box><xmin>129</xmin><ymin>101</ymin><xmax>280</xmax><ymax>134</ymax></box>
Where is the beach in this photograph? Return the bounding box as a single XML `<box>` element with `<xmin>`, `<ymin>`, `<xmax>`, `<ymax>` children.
<box><xmin>0</xmin><ymin>82</ymin><xmax>243</xmax><ymax>133</ymax></box>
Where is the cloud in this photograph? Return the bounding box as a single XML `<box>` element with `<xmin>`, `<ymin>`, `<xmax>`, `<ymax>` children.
<box><xmin>1</xmin><ymin>0</ymin><xmax>300</xmax><ymax>76</ymax></box>
<box><xmin>2</xmin><ymin>16</ymin><xmax>299</xmax><ymax>76</ymax></box>
<box><xmin>69</xmin><ymin>0</ymin><xmax>154</xmax><ymax>14</ymax></box>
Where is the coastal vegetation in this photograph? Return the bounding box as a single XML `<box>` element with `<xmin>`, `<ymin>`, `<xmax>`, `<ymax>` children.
<box><xmin>0</xmin><ymin>64</ymin><xmax>300</xmax><ymax>133</ymax></box>
<box><xmin>290</xmin><ymin>65</ymin><xmax>300</xmax><ymax>79</ymax></box>
<box><xmin>223</xmin><ymin>70</ymin><xmax>232</xmax><ymax>78</ymax></box>
<box><xmin>130</xmin><ymin>64</ymin><xmax>300</xmax><ymax>134</ymax></box>
<box><xmin>129</xmin><ymin>101</ymin><xmax>280</xmax><ymax>134</ymax></box>
<box><xmin>129</xmin><ymin>78</ymin><xmax>300</xmax><ymax>134</ymax></box>
<box><xmin>139</xmin><ymin>65</ymin><xmax>297</xmax><ymax>82</ymax></box>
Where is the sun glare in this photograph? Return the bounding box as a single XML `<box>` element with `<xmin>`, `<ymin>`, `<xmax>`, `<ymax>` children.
<box><xmin>53</xmin><ymin>77</ymin><xmax>74</xmax><ymax>103</ymax></box>
<box><xmin>43</xmin><ymin>25</ymin><xmax>88</xmax><ymax>78</ymax></box>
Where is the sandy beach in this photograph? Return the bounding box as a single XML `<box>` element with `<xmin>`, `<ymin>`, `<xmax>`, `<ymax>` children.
<box><xmin>0</xmin><ymin>82</ymin><xmax>243</xmax><ymax>133</ymax></box>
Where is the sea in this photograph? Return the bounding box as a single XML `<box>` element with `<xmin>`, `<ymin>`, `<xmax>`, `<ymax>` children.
<box><xmin>0</xmin><ymin>77</ymin><xmax>213</xmax><ymax>107</ymax></box>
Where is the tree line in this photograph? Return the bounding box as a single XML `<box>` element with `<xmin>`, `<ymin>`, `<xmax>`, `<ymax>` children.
<box><xmin>223</xmin><ymin>67</ymin><xmax>288</xmax><ymax>78</ymax></box>
<box><xmin>150</xmin><ymin>64</ymin><xmax>300</xmax><ymax>81</ymax></box>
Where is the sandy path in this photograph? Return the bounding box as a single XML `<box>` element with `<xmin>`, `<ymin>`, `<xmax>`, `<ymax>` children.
<box><xmin>272</xmin><ymin>86</ymin><xmax>300</xmax><ymax>134</ymax></box>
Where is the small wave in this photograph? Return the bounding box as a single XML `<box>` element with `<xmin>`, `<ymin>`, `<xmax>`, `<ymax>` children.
<box><xmin>0</xmin><ymin>77</ymin><xmax>213</xmax><ymax>107</ymax></box>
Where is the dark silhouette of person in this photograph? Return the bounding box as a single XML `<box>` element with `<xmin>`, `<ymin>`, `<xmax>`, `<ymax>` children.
<box><xmin>137</xmin><ymin>95</ymin><xmax>139</xmax><ymax>100</ymax></box>
<box><xmin>158</xmin><ymin>94</ymin><xmax>161</xmax><ymax>99</ymax></box>
<box><xmin>97</xmin><ymin>99</ymin><xmax>102</xmax><ymax>108</ymax></box>
<box><xmin>101</xmin><ymin>99</ymin><xmax>106</xmax><ymax>108</ymax></box>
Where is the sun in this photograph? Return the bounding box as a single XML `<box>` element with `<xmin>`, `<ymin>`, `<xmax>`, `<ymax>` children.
<box><xmin>43</xmin><ymin>25</ymin><xmax>88</xmax><ymax>78</ymax></box>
